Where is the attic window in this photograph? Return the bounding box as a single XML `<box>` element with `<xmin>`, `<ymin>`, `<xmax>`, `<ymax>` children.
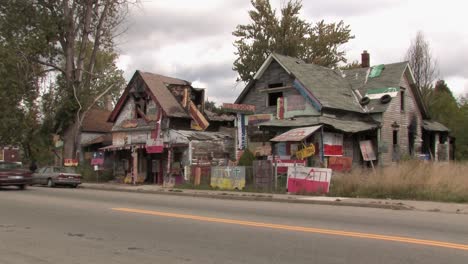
<box><xmin>268</xmin><ymin>83</ymin><xmax>283</xmax><ymax>89</ymax></box>
<box><xmin>268</xmin><ymin>92</ymin><xmax>283</xmax><ymax>106</ymax></box>
<box><xmin>369</xmin><ymin>64</ymin><xmax>385</xmax><ymax>78</ymax></box>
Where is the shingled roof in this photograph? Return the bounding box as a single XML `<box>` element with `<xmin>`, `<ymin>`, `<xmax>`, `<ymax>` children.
<box><xmin>82</xmin><ymin>108</ymin><xmax>112</xmax><ymax>133</ymax></box>
<box><xmin>266</xmin><ymin>53</ymin><xmax>363</xmax><ymax>113</ymax></box>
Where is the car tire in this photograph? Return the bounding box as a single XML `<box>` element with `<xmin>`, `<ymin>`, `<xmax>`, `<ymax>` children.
<box><xmin>18</xmin><ymin>184</ymin><xmax>26</xmax><ymax>190</ymax></box>
<box><xmin>71</xmin><ymin>184</ymin><xmax>78</xmax><ymax>188</ymax></box>
<box><xmin>47</xmin><ymin>178</ymin><xmax>54</xmax><ymax>188</ymax></box>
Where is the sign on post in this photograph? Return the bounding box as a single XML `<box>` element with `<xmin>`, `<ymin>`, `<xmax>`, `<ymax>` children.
<box><xmin>91</xmin><ymin>151</ymin><xmax>104</xmax><ymax>165</ymax></box>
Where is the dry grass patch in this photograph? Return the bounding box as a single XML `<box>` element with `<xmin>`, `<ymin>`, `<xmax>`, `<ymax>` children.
<box><xmin>329</xmin><ymin>161</ymin><xmax>468</xmax><ymax>202</ymax></box>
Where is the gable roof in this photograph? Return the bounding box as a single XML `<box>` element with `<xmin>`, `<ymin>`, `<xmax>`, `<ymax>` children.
<box><xmin>236</xmin><ymin>53</ymin><xmax>363</xmax><ymax>113</ymax></box>
<box><xmin>109</xmin><ymin>71</ymin><xmax>190</xmax><ymax>122</ymax></box>
<box><xmin>82</xmin><ymin>108</ymin><xmax>113</xmax><ymax>133</ymax></box>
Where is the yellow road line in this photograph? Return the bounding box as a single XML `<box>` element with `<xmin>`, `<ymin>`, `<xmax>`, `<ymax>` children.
<box><xmin>112</xmin><ymin>207</ymin><xmax>468</xmax><ymax>251</ymax></box>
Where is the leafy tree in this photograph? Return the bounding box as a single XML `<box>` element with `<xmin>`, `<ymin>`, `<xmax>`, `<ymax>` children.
<box><xmin>233</xmin><ymin>0</ymin><xmax>353</xmax><ymax>82</ymax></box>
<box><xmin>1</xmin><ymin>0</ymin><xmax>131</xmax><ymax>160</ymax></box>
<box><xmin>428</xmin><ymin>80</ymin><xmax>468</xmax><ymax>160</ymax></box>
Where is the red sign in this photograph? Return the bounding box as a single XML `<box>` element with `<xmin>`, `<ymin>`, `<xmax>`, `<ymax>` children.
<box><xmin>277</xmin><ymin>97</ymin><xmax>284</xmax><ymax>119</ymax></box>
<box><xmin>146</xmin><ymin>138</ymin><xmax>164</xmax><ymax>153</ymax></box>
<box><xmin>64</xmin><ymin>159</ymin><xmax>78</xmax><ymax>167</ymax></box>
<box><xmin>222</xmin><ymin>103</ymin><xmax>255</xmax><ymax>113</ymax></box>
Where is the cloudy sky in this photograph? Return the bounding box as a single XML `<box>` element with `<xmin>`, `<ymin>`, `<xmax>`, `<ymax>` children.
<box><xmin>116</xmin><ymin>0</ymin><xmax>468</xmax><ymax>104</ymax></box>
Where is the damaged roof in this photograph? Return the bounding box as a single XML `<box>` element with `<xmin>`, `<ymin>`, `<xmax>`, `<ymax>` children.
<box><xmin>139</xmin><ymin>71</ymin><xmax>190</xmax><ymax>118</ymax></box>
<box><xmin>343</xmin><ymin>62</ymin><xmax>410</xmax><ymax>113</ymax></box>
<box><xmin>109</xmin><ymin>71</ymin><xmax>191</xmax><ymax>122</ymax></box>
<box><xmin>166</xmin><ymin>129</ymin><xmax>233</xmax><ymax>144</ymax></box>
<box><xmin>204</xmin><ymin>109</ymin><xmax>235</xmax><ymax>122</ymax></box>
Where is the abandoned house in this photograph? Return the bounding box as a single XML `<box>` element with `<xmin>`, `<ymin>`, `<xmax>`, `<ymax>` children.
<box><xmin>103</xmin><ymin>71</ymin><xmax>235</xmax><ymax>184</ymax></box>
<box><xmin>234</xmin><ymin>51</ymin><xmax>452</xmax><ymax>169</ymax></box>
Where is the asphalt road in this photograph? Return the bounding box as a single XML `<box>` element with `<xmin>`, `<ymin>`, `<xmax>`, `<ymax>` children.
<box><xmin>1</xmin><ymin>186</ymin><xmax>468</xmax><ymax>264</ymax></box>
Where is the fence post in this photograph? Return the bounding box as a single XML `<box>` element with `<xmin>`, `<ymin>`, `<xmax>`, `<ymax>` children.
<box><xmin>274</xmin><ymin>158</ymin><xmax>278</xmax><ymax>192</ymax></box>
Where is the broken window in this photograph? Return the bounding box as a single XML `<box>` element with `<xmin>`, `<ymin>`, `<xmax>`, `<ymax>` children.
<box><xmin>400</xmin><ymin>90</ymin><xmax>405</xmax><ymax>111</ymax></box>
<box><xmin>268</xmin><ymin>92</ymin><xmax>283</xmax><ymax>106</ymax></box>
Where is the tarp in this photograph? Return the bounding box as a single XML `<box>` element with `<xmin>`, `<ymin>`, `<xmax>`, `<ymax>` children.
<box><xmin>270</xmin><ymin>125</ymin><xmax>322</xmax><ymax>142</ymax></box>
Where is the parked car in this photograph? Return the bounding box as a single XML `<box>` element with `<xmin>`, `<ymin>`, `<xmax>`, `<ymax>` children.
<box><xmin>32</xmin><ymin>166</ymin><xmax>81</xmax><ymax>188</ymax></box>
<box><xmin>0</xmin><ymin>161</ymin><xmax>33</xmax><ymax>190</ymax></box>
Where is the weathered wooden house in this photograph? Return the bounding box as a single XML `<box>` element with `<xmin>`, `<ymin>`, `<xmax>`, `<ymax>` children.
<box><xmin>104</xmin><ymin>71</ymin><xmax>235</xmax><ymax>184</ymax></box>
<box><xmin>234</xmin><ymin>52</ymin><xmax>451</xmax><ymax>167</ymax></box>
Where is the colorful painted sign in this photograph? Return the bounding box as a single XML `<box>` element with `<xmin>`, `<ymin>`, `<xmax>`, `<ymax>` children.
<box><xmin>222</xmin><ymin>103</ymin><xmax>255</xmax><ymax>114</ymax></box>
<box><xmin>146</xmin><ymin>138</ymin><xmax>164</xmax><ymax>153</ymax></box>
<box><xmin>323</xmin><ymin>132</ymin><xmax>343</xmax><ymax>156</ymax></box>
<box><xmin>91</xmin><ymin>152</ymin><xmax>104</xmax><ymax>165</ymax></box>
<box><xmin>64</xmin><ymin>159</ymin><xmax>78</xmax><ymax>167</ymax></box>
<box><xmin>359</xmin><ymin>140</ymin><xmax>376</xmax><ymax>161</ymax></box>
<box><xmin>296</xmin><ymin>144</ymin><xmax>316</xmax><ymax>159</ymax></box>
<box><xmin>365</xmin><ymin>87</ymin><xmax>400</xmax><ymax>100</ymax></box>
<box><xmin>210</xmin><ymin>166</ymin><xmax>246</xmax><ymax>190</ymax></box>
<box><xmin>271</xmin><ymin>126</ymin><xmax>321</xmax><ymax>142</ymax></box>
<box><xmin>246</xmin><ymin>114</ymin><xmax>273</xmax><ymax>126</ymax></box>
<box><xmin>287</xmin><ymin>167</ymin><xmax>332</xmax><ymax>194</ymax></box>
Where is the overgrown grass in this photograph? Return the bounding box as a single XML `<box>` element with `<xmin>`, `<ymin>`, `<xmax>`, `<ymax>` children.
<box><xmin>329</xmin><ymin>161</ymin><xmax>468</xmax><ymax>203</ymax></box>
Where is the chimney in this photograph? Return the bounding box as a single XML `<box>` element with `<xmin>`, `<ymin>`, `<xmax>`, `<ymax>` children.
<box><xmin>361</xmin><ymin>50</ymin><xmax>370</xmax><ymax>68</ymax></box>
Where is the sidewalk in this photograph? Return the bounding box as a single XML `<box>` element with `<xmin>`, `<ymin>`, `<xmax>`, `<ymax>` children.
<box><xmin>81</xmin><ymin>183</ymin><xmax>468</xmax><ymax>214</ymax></box>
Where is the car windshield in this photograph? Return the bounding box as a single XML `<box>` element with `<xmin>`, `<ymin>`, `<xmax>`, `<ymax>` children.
<box><xmin>0</xmin><ymin>162</ymin><xmax>22</xmax><ymax>170</ymax></box>
<box><xmin>57</xmin><ymin>167</ymin><xmax>77</xmax><ymax>173</ymax></box>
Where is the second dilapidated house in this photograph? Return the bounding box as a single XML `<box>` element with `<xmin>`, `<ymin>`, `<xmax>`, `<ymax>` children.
<box><xmin>103</xmin><ymin>71</ymin><xmax>234</xmax><ymax>184</ymax></box>
<box><xmin>234</xmin><ymin>51</ymin><xmax>451</xmax><ymax>168</ymax></box>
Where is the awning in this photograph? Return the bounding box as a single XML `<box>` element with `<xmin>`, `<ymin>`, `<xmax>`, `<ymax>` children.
<box><xmin>99</xmin><ymin>144</ymin><xmax>146</xmax><ymax>152</ymax></box>
<box><xmin>270</xmin><ymin>125</ymin><xmax>322</xmax><ymax>142</ymax></box>
<box><xmin>422</xmin><ymin>120</ymin><xmax>449</xmax><ymax>132</ymax></box>
<box><xmin>260</xmin><ymin>116</ymin><xmax>378</xmax><ymax>133</ymax></box>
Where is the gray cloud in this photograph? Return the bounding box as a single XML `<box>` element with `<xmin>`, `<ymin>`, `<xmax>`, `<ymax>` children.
<box><xmin>301</xmin><ymin>0</ymin><xmax>405</xmax><ymax>18</ymax></box>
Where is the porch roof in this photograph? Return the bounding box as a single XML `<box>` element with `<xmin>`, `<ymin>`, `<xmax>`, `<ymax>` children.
<box><xmin>422</xmin><ymin>120</ymin><xmax>449</xmax><ymax>132</ymax></box>
<box><xmin>259</xmin><ymin>116</ymin><xmax>378</xmax><ymax>133</ymax></box>
<box><xmin>270</xmin><ymin>125</ymin><xmax>322</xmax><ymax>142</ymax></box>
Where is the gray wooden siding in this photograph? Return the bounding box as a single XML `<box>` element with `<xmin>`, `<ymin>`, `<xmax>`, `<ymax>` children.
<box><xmin>241</xmin><ymin>61</ymin><xmax>296</xmax><ymax>115</ymax></box>
<box><xmin>380</xmin><ymin>74</ymin><xmax>423</xmax><ymax>165</ymax></box>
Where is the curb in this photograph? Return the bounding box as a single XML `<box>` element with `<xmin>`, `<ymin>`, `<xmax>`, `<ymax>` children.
<box><xmin>81</xmin><ymin>185</ymin><xmax>413</xmax><ymax>211</ymax></box>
